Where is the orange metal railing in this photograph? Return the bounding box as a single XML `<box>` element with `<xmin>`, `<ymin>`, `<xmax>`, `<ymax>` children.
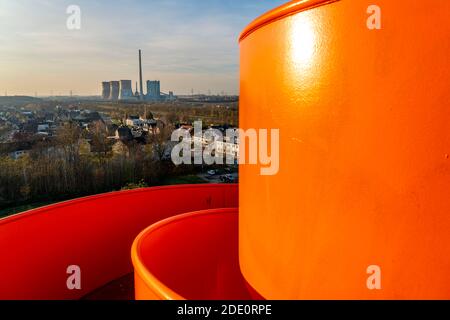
<box><xmin>0</xmin><ymin>184</ymin><xmax>237</xmax><ymax>300</ymax></box>
<box><xmin>132</xmin><ymin>208</ymin><xmax>259</xmax><ymax>300</ymax></box>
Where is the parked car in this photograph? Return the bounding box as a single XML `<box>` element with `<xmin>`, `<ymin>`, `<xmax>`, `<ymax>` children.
<box><xmin>220</xmin><ymin>174</ymin><xmax>237</xmax><ymax>183</ymax></box>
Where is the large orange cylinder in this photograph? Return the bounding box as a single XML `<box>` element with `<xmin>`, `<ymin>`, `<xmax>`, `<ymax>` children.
<box><xmin>239</xmin><ymin>0</ymin><xmax>450</xmax><ymax>299</ymax></box>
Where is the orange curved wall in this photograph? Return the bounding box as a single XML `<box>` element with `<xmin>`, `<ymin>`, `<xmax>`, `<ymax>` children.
<box><xmin>0</xmin><ymin>184</ymin><xmax>237</xmax><ymax>300</ymax></box>
<box><xmin>239</xmin><ymin>0</ymin><xmax>450</xmax><ymax>299</ymax></box>
<box><xmin>132</xmin><ymin>208</ymin><xmax>257</xmax><ymax>300</ymax></box>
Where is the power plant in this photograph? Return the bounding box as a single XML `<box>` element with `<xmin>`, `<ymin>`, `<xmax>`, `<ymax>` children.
<box><xmin>101</xmin><ymin>49</ymin><xmax>175</xmax><ymax>102</ymax></box>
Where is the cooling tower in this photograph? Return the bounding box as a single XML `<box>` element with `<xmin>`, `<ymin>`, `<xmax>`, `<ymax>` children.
<box><xmin>109</xmin><ymin>81</ymin><xmax>120</xmax><ymax>101</ymax></box>
<box><xmin>101</xmin><ymin>82</ymin><xmax>110</xmax><ymax>100</ymax></box>
<box><xmin>119</xmin><ymin>80</ymin><xmax>133</xmax><ymax>100</ymax></box>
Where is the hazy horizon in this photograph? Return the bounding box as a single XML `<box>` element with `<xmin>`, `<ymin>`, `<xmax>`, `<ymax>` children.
<box><xmin>0</xmin><ymin>0</ymin><xmax>285</xmax><ymax>97</ymax></box>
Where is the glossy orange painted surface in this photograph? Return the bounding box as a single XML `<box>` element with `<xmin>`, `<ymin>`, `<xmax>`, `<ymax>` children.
<box><xmin>132</xmin><ymin>208</ymin><xmax>259</xmax><ymax>300</ymax></box>
<box><xmin>239</xmin><ymin>0</ymin><xmax>450</xmax><ymax>299</ymax></box>
<box><xmin>0</xmin><ymin>184</ymin><xmax>237</xmax><ymax>300</ymax></box>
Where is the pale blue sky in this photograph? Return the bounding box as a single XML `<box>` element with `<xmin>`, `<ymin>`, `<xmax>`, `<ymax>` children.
<box><xmin>0</xmin><ymin>0</ymin><xmax>286</xmax><ymax>96</ymax></box>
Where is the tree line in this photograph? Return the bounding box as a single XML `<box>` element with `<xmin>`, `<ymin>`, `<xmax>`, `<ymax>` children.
<box><xmin>0</xmin><ymin>122</ymin><xmax>194</xmax><ymax>214</ymax></box>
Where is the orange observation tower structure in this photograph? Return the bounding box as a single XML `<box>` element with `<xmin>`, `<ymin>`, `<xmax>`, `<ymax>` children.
<box><xmin>0</xmin><ymin>0</ymin><xmax>450</xmax><ymax>300</ymax></box>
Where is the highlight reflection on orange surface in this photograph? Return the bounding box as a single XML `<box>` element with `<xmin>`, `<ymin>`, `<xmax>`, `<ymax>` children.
<box><xmin>290</xmin><ymin>13</ymin><xmax>316</xmax><ymax>71</ymax></box>
<box><xmin>239</xmin><ymin>0</ymin><xmax>450</xmax><ymax>299</ymax></box>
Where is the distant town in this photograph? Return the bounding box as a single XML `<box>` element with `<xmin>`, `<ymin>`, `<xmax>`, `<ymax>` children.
<box><xmin>0</xmin><ymin>90</ymin><xmax>238</xmax><ymax>219</ymax></box>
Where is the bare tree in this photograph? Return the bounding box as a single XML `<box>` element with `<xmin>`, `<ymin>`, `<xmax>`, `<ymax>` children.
<box><xmin>148</xmin><ymin>123</ymin><xmax>173</xmax><ymax>161</ymax></box>
<box><xmin>90</xmin><ymin>121</ymin><xmax>110</xmax><ymax>156</ymax></box>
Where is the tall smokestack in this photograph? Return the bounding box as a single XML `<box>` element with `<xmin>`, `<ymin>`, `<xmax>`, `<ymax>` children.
<box><xmin>139</xmin><ymin>49</ymin><xmax>144</xmax><ymax>100</ymax></box>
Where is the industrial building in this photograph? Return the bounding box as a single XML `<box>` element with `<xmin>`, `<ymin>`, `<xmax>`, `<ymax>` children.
<box><xmin>146</xmin><ymin>80</ymin><xmax>161</xmax><ymax>101</ymax></box>
<box><xmin>101</xmin><ymin>50</ymin><xmax>175</xmax><ymax>102</ymax></box>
